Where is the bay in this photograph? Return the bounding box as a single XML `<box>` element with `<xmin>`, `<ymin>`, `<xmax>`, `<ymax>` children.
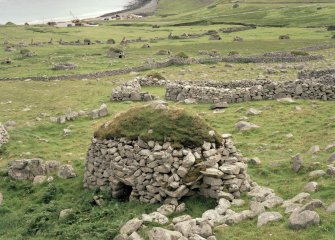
<box><xmin>0</xmin><ymin>0</ymin><xmax>130</xmax><ymax>24</ymax></box>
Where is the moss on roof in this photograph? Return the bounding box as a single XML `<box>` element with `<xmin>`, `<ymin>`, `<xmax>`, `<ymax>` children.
<box><xmin>94</xmin><ymin>105</ymin><xmax>222</xmax><ymax>148</ymax></box>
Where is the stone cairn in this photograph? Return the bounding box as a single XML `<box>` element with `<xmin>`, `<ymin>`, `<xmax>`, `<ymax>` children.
<box><xmin>0</xmin><ymin>124</ymin><xmax>9</xmax><ymax>148</ymax></box>
<box><xmin>84</xmin><ymin>135</ymin><xmax>252</xmax><ymax>203</ymax></box>
<box><xmin>110</xmin><ymin>79</ymin><xmax>155</xmax><ymax>101</ymax></box>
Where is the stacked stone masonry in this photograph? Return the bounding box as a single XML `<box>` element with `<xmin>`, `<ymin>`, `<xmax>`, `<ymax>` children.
<box><xmin>298</xmin><ymin>68</ymin><xmax>335</xmax><ymax>80</ymax></box>
<box><xmin>110</xmin><ymin>79</ymin><xmax>155</xmax><ymax>101</ymax></box>
<box><xmin>165</xmin><ymin>78</ymin><xmax>335</xmax><ymax>103</ymax></box>
<box><xmin>84</xmin><ymin>136</ymin><xmax>252</xmax><ymax>203</ymax></box>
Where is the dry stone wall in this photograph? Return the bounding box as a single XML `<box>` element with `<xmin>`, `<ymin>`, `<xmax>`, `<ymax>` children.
<box><xmin>298</xmin><ymin>68</ymin><xmax>335</xmax><ymax>80</ymax></box>
<box><xmin>165</xmin><ymin>79</ymin><xmax>335</xmax><ymax>103</ymax></box>
<box><xmin>84</xmin><ymin>136</ymin><xmax>252</xmax><ymax>203</ymax></box>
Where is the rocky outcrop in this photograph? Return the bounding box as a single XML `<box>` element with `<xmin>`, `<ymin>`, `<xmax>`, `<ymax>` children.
<box><xmin>84</xmin><ymin>135</ymin><xmax>252</xmax><ymax>203</ymax></box>
<box><xmin>0</xmin><ymin>124</ymin><xmax>9</xmax><ymax>148</ymax></box>
<box><xmin>8</xmin><ymin>159</ymin><xmax>75</xmax><ymax>181</ymax></box>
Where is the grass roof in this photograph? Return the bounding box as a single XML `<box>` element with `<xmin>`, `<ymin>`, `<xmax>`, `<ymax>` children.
<box><xmin>94</xmin><ymin>105</ymin><xmax>222</xmax><ymax>148</ymax></box>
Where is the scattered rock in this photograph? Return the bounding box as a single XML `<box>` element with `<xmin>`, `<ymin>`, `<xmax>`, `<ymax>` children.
<box><xmin>0</xmin><ymin>123</ymin><xmax>9</xmax><ymax>148</ymax></box>
<box><xmin>327</xmin><ymin>165</ymin><xmax>335</xmax><ymax>176</ymax></box>
<box><xmin>235</xmin><ymin>121</ymin><xmax>260</xmax><ymax>131</ymax></box>
<box><xmin>246</xmin><ymin>108</ymin><xmax>262</xmax><ymax>115</ymax></box>
<box><xmin>129</xmin><ymin>232</ymin><xmax>143</xmax><ymax>240</ymax></box>
<box><xmin>175</xmin><ymin>203</ymin><xmax>186</xmax><ymax>213</ymax></box>
<box><xmin>157</xmin><ymin>204</ymin><xmax>176</xmax><ymax>216</ymax></box>
<box><xmin>283</xmin><ymin>192</ymin><xmax>311</xmax><ymax>206</ymax></box>
<box><xmin>304</xmin><ymin>182</ymin><xmax>319</xmax><ymax>192</ymax></box>
<box><xmin>299</xmin><ymin>199</ymin><xmax>325</xmax><ymax>212</ymax></box>
<box><xmin>52</xmin><ymin>62</ymin><xmax>77</xmax><ymax>70</ymax></box>
<box><xmin>142</xmin><ymin>212</ymin><xmax>169</xmax><ymax>225</ymax></box>
<box><xmin>210</xmin><ymin>102</ymin><xmax>229</xmax><ymax>110</ymax></box>
<box><xmin>33</xmin><ymin>175</ymin><xmax>47</xmax><ymax>185</ymax></box>
<box><xmin>91</xmin><ymin>104</ymin><xmax>108</xmax><ymax>120</ymax></box>
<box><xmin>63</xmin><ymin>128</ymin><xmax>71</xmax><ymax>136</ymax></box>
<box><xmin>172</xmin><ymin>215</ymin><xmax>192</xmax><ymax>224</ymax></box>
<box><xmin>59</xmin><ymin>209</ymin><xmax>74</xmax><ymax>219</ymax></box>
<box><xmin>292</xmin><ymin>154</ymin><xmax>303</xmax><ymax>173</ymax></box>
<box><xmin>184</xmin><ymin>98</ymin><xmax>197</xmax><ymax>104</ymax></box>
<box><xmin>325</xmin><ymin>143</ymin><xmax>335</xmax><ymax>151</ymax></box>
<box><xmin>148</xmin><ymin>227</ymin><xmax>183</xmax><ymax>240</ymax></box>
<box><xmin>257</xmin><ymin>212</ymin><xmax>282</xmax><ymax>227</ymax></box>
<box><xmin>120</xmin><ymin>218</ymin><xmax>143</xmax><ymax>235</ymax></box>
<box><xmin>288</xmin><ymin>210</ymin><xmax>320</xmax><ymax>229</ymax></box>
<box><xmin>249</xmin><ymin>157</ymin><xmax>261</xmax><ymax>165</ymax></box>
<box><xmin>58</xmin><ymin>164</ymin><xmax>76</xmax><ymax>179</ymax></box>
<box><xmin>308</xmin><ymin>170</ymin><xmax>326</xmax><ymax>179</ymax></box>
<box><xmin>8</xmin><ymin>158</ymin><xmax>46</xmax><ymax>180</ymax></box>
<box><xmin>284</xmin><ymin>203</ymin><xmax>302</xmax><ymax>214</ymax></box>
<box><xmin>328</xmin><ymin>152</ymin><xmax>335</xmax><ymax>162</ymax></box>
<box><xmin>326</xmin><ymin>202</ymin><xmax>335</xmax><ymax>213</ymax></box>
<box><xmin>308</xmin><ymin>145</ymin><xmax>320</xmax><ymax>154</ymax></box>
<box><xmin>262</xmin><ymin>196</ymin><xmax>284</xmax><ymax>209</ymax></box>
<box><xmin>277</xmin><ymin>98</ymin><xmax>295</xmax><ymax>103</ymax></box>
<box><xmin>232</xmin><ymin>199</ymin><xmax>245</xmax><ymax>207</ymax></box>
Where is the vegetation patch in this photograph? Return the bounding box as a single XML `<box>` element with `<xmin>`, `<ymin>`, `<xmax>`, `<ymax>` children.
<box><xmin>94</xmin><ymin>106</ymin><xmax>222</xmax><ymax>148</ymax></box>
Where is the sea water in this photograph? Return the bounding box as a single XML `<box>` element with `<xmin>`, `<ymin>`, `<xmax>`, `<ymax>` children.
<box><xmin>0</xmin><ymin>0</ymin><xmax>130</xmax><ymax>24</ymax></box>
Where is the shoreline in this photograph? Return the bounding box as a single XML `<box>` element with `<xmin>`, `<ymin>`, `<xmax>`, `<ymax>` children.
<box><xmin>100</xmin><ymin>0</ymin><xmax>158</xmax><ymax>18</ymax></box>
<box><xmin>56</xmin><ymin>0</ymin><xmax>158</xmax><ymax>27</ymax></box>
<box><xmin>0</xmin><ymin>0</ymin><xmax>157</xmax><ymax>26</ymax></box>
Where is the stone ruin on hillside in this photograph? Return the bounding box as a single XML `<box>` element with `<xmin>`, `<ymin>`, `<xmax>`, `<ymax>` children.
<box><xmin>83</xmin><ymin>105</ymin><xmax>252</xmax><ymax>204</ymax></box>
<box><xmin>110</xmin><ymin>79</ymin><xmax>156</xmax><ymax>102</ymax></box>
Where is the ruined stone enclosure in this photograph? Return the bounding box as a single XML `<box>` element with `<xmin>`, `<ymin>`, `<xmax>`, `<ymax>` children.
<box><xmin>84</xmin><ymin>105</ymin><xmax>252</xmax><ymax>203</ymax></box>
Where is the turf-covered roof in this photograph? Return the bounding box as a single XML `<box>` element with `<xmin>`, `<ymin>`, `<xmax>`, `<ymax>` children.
<box><xmin>94</xmin><ymin>105</ymin><xmax>222</xmax><ymax>148</ymax></box>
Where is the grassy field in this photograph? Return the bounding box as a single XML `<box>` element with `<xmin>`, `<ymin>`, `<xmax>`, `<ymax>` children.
<box><xmin>0</xmin><ymin>0</ymin><xmax>335</xmax><ymax>239</ymax></box>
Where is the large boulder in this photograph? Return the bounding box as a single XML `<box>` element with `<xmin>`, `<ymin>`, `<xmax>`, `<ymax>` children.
<box><xmin>288</xmin><ymin>210</ymin><xmax>320</xmax><ymax>229</ymax></box>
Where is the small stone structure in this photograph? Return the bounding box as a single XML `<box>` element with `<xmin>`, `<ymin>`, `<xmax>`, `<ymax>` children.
<box><xmin>84</xmin><ymin>129</ymin><xmax>251</xmax><ymax>203</ymax></box>
<box><xmin>110</xmin><ymin>79</ymin><xmax>155</xmax><ymax>101</ymax></box>
<box><xmin>0</xmin><ymin>124</ymin><xmax>9</xmax><ymax>148</ymax></box>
